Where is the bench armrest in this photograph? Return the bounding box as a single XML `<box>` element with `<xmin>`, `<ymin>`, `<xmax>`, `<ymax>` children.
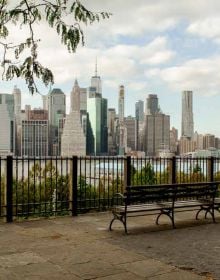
<box><xmin>111</xmin><ymin>193</ymin><xmax>126</xmax><ymax>206</ymax></box>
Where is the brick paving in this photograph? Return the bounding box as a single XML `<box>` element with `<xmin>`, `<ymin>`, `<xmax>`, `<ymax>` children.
<box><xmin>0</xmin><ymin>211</ymin><xmax>219</xmax><ymax>279</ymax></box>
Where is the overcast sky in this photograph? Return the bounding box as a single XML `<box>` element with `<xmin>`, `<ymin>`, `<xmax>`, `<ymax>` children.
<box><xmin>2</xmin><ymin>0</ymin><xmax>220</xmax><ymax>137</ymax></box>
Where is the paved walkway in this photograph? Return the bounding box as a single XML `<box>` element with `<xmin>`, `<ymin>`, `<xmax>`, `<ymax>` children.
<box><xmin>0</xmin><ymin>211</ymin><xmax>219</xmax><ymax>280</ymax></box>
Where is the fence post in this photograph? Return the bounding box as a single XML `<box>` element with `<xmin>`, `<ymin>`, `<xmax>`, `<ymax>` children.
<box><xmin>208</xmin><ymin>157</ymin><xmax>214</xmax><ymax>182</ymax></box>
<box><xmin>169</xmin><ymin>156</ymin><xmax>176</xmax><ymax>184</ymax></box>
<box><xmin>72</xmin><ymin>156</ymin><xmax>78</xmax><ymax>216</ymax></box>
<box><xmin>6</xmin><ymin>156</ymin><xmax>13</xmax><ymax>223</ymax></box>
<box><xmin>124</xmin><ymin>156</ymin><xmax>131</xmax><ymax>190</ymax></box>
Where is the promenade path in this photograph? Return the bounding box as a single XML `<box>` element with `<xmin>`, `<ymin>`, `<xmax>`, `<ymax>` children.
<box><xmin>0</xmin><ymin>211</ymin><xmax>219</xmax><ymax>280</ymax></box>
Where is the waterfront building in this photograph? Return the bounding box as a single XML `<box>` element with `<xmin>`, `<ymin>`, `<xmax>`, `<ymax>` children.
<box><xmin>0</xmin><ymin>93</ymin><xmax>14</xmax><ymax>155</ymax></box>
<box><xmin>215</xmin><ymin>137</ymin><xmax>220</xmax><ymax>149</ymax></box>
<box><xmin>203</xmin><ymin>134</ymin><xmax>215</xmax><ymax>149</ymax></box>
<box><xmin>181</xmin><ymin>90</ymin><xmax>194</xmax><ymax>139</ymax></box>
<box><xmin>179</xmin><ymin>136</ymin><xmax>196</xmax><ymax>155</ymax></box>
<box><xmin>194</xmin><ymin>131</ymin><xmax>204</xmax><ymax>150</ymax></box>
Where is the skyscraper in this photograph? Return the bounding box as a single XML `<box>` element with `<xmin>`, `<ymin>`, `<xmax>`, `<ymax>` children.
<box><xmin>0</xmin><ymin>94</ymin><xmax>14</xmax><ymax>155</ymax></box>
<box><xmin>143</xmin><ymin>114</ymin><xmax>170</xmax><ymax>156</ymax></box>
<box><xmin>87</xmin><ymin>64</ymin><xmax>108</xmax><ymax>155</ymax></box>
<box><xmin>124</xmin><ymin>116</ymin><xmax>137</xmax><ymax>151</ymax></box>
<box><xmin>61</xmin><ymin>111</ymin><xmax>86</xmax><ymax>156</ymax></box>
<box><xmin>46</xmin><ymin>88</ymin><xmax>66</xmax><ymax>155</ymax></box>
<box><xmin>146</xmin><ymin>94</ymin><xmax>159</xmax><ymax>115</ymax></box>
<box><xmin>70</xmin><ymin>79</ymin><xmax>87</xmax><ymax>113</ymax></box>
<box><xmin>143</xmin><ymin>94</ymin><xmax>170</xmax><ymax>156</ymax></box>
<box><xmin>13</xmin><ymin>86</ymin><xmax>21</xmax><ymax>119</ymax></box>
<box><xmin>13</xmin><ymin>86</ymin><xmax>22</xmax><ymax>155</ymax></box>
<box><xmin>61</xmin><ymin>79</ymin><xmax>87</xmax><ymax>156</ymax></box>
<box><xmin>181</xmin><ymin>90</ymin><xmax>194</xmax><ymax>139</ymax></box>
<box><xmin>21</xmin><ymin>120</ymin><xmax>48</xmax><ymax>156</ymax></box>
<box><xmin>91</xmin><ymin>60</ymin><xmax>102</xmax><ymax>95</ymax></box>
<box><xmin>135</xmin><ymin>100</ymin><xmax>144</xmax><ymax>121</ymax></box>
<box><xmin>70</xmin><ymin>79</ymin><xmax>80</xmax><ymax>112</ymax></box>
<box><xmin>20</xmin><ymin>108</ymin><xmax>49</xmax><ymax>156</ymax></box>
<box><xmin>118</xmin><ymin>85</ymin><xmax>125</xmax><ymax>123</ymax></box>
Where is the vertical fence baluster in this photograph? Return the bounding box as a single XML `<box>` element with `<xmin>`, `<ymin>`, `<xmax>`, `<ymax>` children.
<box><xmin>72</xmin><ymin>156</ymin><xmax>78</xmax><ymax>216</ymax></box>
<box><xmin>6</xmin><ymin>156</ymin><xmax>13</xmax><ymax>223</ymax></box>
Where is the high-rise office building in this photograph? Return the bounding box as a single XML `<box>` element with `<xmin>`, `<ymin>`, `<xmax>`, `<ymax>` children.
<box><xmin>143</xmin><ymin>113</ymin><xmax>170</xmax><ymax>156</ymax></box>
<box><xmin>146</xmin><ymin>94</ymin><xmax>159</xmax><ymax>115</ymax></box>
<box><xmin>203</xmin><ymin>134</ymin><xmax>215</xmax><ymax>149</ymax></box>
<box><xmin>0</xmin><ymin>94</ymin><xmax>14</xmax><ymax>155</ymax></box>
<box><xmin>124</xmin><ymin>116</ymin><xmax>137</xmax><ymax>151</ymax></box>
<box><xmin>118</xmin><ymin>85</ymin><xmax>125</xmax><ymax>123</ymax></box>
<box><xmin>107</xmin><ymin>108</ymin><xmax>117</xmax><ymax>155</ymax></box>
<box><xmin>70</xmin><ymin>79</ymin><xmax>87</xmax><ymax>113</ymax></box>
<box><xmin>61</xmin><ymin>111</ymin><xmax>86</xmax><ymax>156</ymax></box>
<box><xmin>170</xmin><ymin>127</ymin><xmax>178</xmax><ymax>154</ymax></box>
<box><xmin>21</xmin><ymin>120</ymin><xmax>48</xmax><ymax>156</ymax></box>
<box><xmin>91</xmin><ymin>60</ymin><xmax>102</xmax><ymax>95</ymax></box>
<box><xmin>13</xmin><ymin>86</ymin><xmax>21</xmax><ymax>119</ymax></box>
<box><xmin>20</xmin><ymin>108</ymin><xmax>49</xmax><ymax>156</ymax></box>
<box><xmin>143</xmin><ymin>94</ymin><xmax>170</xmax><ymax>156</ymax></box>
<box><xmin>135</xmin><ymin>100</ymin><xmax>144</xmax><ymax>121</ymax></box>
<box><xmin>181</xmin><ymin>90</ymin><xmax>194</xmax><ymax>139</ymax></box>
<box><xmin>46</xmin><ymin>88</ymin><xmax>66</xmax><ymax>155</ymax></box>
<box><xmin>117</xmin><ymin>85</ymin><xmax>127</xmax><ymax>155</ymax></box>
<box><xmin>70</xmin><ymin>79</ymin><xmax>80</xmax><ymax>112</ymax></box>
<box><xmin>13</xmin><ymin>86</ymin><xmax>22</xmax><ymax>155</ymax></box>
<box><xmin>135</xmin><ymin>100</ymin><xmax>144</xmax><ymax>151</ymax></box>
<box><xmin>87</xmin><ymin>65</ymin><xmax>108</xmax><ymax>155</ymax></box>
<box><xmin>61</xmin><ymin>79</ymin><xmax>87</xmax><ymax>156</ymax></box>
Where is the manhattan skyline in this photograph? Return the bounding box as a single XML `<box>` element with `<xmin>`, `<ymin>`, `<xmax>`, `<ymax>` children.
<box><xmin>1</xmin><ymin>1</ymin><xmax>220</xmax><ymax>136</ymax></box>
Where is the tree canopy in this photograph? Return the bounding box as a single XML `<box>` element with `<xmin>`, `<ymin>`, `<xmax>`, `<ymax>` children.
<box><xmin>0</xmin><ymin>0</ymin><xmax>111</xmax><ymax>94</ymax></box>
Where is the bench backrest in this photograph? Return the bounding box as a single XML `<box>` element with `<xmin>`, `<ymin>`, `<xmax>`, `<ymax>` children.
<box><xmin>125</xmin><ymin>182</ymin><xmax>218</xmax><ymax>205</ymax></box>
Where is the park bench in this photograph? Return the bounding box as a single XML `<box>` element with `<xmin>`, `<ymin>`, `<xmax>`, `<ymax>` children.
<box><xmin>109</xmin><ymin>181</ymin><xmax>219</xmax><ymax>233</ymax></box>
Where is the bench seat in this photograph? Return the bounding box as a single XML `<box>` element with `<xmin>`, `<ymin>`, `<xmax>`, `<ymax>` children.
<box><xmin>109</xmin><ymin>182</ymin><xmax>219</xmax><ymax>233</ymax></box>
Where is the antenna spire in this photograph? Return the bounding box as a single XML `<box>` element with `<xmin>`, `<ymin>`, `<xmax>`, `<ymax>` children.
<box><xmin>95</xmin><ymin>57</ymin><xmax>98</xmax><ymax>76</ymax></box>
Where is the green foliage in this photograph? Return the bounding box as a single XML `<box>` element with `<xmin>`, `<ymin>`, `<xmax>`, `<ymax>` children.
<box><xmin>13</xmin><ymin>162</ymin><xmax>70</xmax><ymax>218</ymax></box>
<box><xmin>132</xmin><ymin>163</ymin><xmax>157</xmax><ymax>185</ymax></box>
<box><xmin>0</xmin><ymin>0</ymin><xmax>111</xmax><ymax>94</ymax></box>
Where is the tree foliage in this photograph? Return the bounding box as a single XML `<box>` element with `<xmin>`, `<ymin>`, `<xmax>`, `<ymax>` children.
<box><xmin>0</xmin><ymin>0</ymin><xmax>111</xmax><ymax>94</ymax></box>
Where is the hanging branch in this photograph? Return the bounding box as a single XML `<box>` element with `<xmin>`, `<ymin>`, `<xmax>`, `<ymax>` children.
<box><xmin>0</xmin><ymin>0</ymin><xmax>111</xmax><ymax>94</ymax></box>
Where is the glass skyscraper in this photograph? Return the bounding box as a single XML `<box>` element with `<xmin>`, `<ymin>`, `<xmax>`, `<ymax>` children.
<box><xmin>181</xmin><ymin>90</ymin><xmax>194</xmax><ymax>139</ymax></box>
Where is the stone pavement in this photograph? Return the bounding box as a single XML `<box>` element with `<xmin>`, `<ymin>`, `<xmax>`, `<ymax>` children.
<box><xmin>0</xmin><ymin>211</ymin><xmax>219</xmax><ymax>280</ymax></box>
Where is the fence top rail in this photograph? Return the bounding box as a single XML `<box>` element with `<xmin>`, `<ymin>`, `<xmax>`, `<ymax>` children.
<box><xmin>127</xmin><ymin>181</ymin><xmax>220</xmax><ymax>190</ymax></box>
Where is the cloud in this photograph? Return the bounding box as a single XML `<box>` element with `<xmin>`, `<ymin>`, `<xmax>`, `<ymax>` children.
<box><xmin>187</xmin><ymin>18</ymin><xmax>220</xmax><ymax>40</ymax></box>
<box><xmin>36</xmin><ymin>35</ymin><xmax>174</xmax><ymax>86</ymax></box>
<box><xmin>149</xmin><ymin>56</ymin><xmax>220</xmax><ymax>95</ymax></box>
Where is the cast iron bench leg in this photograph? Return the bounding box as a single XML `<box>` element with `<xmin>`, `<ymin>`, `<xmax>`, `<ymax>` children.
<box><xmin>156</xmin><ymin>209</ymin><xmax>176</xmax><ymax>228</ymax></box>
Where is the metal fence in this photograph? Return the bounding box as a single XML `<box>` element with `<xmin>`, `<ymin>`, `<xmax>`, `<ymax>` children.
<box><xmin>0</xmin><ymin>156</ymin><xmax>219</xmax><ymax>222</ymax></box>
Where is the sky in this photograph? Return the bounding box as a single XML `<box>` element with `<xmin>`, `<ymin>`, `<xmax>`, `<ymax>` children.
<box><xmin>1</xmin><ymin>0</ymin><xmax>220</xmax><ymax>137</ymax></box>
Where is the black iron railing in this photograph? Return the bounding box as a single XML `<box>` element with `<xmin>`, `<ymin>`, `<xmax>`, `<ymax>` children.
<box><xmin>0</xmin><ymin>156</ymin><xmax>219</xmax><ymax>222</ymax></box>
